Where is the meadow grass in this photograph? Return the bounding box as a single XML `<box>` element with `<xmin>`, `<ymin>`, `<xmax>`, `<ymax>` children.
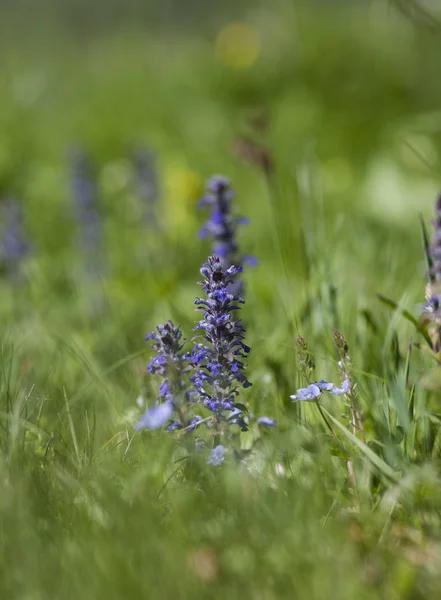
<box><xmin>2</xmin><ymin>3</ymin><xmax>441</xmax><ymax>598</ymax></box>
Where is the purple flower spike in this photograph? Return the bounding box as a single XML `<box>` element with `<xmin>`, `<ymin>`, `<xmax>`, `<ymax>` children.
<box><xmin>140</xmin><ymin>321</ymin><xmax>191</xmax><ymax>431</ymax></box>
<box><xmin>190</xmin><ymin>255</ymin><xmax>251</xmax><ymax>422</ymax></box>
<box><xmin>69</xmin><ymin>148</ymin><xmax>102</xmax><ymax>275</ymax></box>
<box><xmin>290</xmin><ymin>384</ymin><xmax>321</xmax><ymax>402</ymax></box>
<box><xmin>135</xmin><ymin>401</ymin><xmax>173</xmax><ymax>430</ymax></box>
<box><xmin>1</xmin><ymin>198</ymin><xmax>32</xmax><ymax>280</ymax></box>
<box><xmin>315</xmin><ymin>380</ymin><xmax>334</xmax><ymax>391</ymax></box>
<box><xmin>257</xmin><ymin>417</ymin><xmax>277</xmax><ymax>427</ymax></box>
<box><xmin>198</xmin><ymin>175</ymin><xmax>256</xmax><ymax>295</ymax></box>
<box><xmin>331</xmin><ymin>379</ymin><xmax>350</xmax><ymax>395</ymax></box>
<box><xmin>132</xmin><ymin>147</ymin><xmax>159</xmax><ymax>225</ymax></box>
<box><xmin>208</xmin><ymin>445</ymin><xmax>225</xmax><ymax>466</ymax></box>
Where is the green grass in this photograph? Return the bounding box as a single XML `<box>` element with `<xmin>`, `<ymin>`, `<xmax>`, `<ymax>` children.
<box><xmin>2</xmin><ymin>3</ymin><xmax>441</xmax><ymax>598</ymax></box>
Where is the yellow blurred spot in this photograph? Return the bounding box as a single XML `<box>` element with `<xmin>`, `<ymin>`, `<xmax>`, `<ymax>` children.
<box><xmin>165</xmin><ymin>166</ymin><xmax>203</xmax><ymax>231</ymax></box>
<box><xmin>215</xmin><ymin>23</ymin><xmax>261</xmax><ymax>69</ymax></box>
<box><xmin>322</xmin><ymin>158</ymin><xmax>353</xmax><ymax>194</ymax></box>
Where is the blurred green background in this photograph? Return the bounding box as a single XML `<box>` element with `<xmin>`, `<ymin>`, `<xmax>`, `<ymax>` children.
<box><xmin>2</xmin><ymin>1</ymin><xmax>441</xmax><ymax>598</ymax></box>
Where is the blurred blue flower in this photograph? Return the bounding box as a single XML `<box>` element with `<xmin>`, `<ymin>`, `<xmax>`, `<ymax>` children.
<box><xmin>1</xmin><ymin>198</ymin><xmax>31</xmax><ymax>278</ymax></box>
<box><xmin>165</xmin><ymin>421</ymin><xmax>182</xmax><ymax>432</ymax></box>
<box><xmin>315</xmin><ymin>380</ymin><xmax>334</xmax><ymax>391</ymax></box>
<box><xmin>331</xmin><ymin>379</ymin><xmax>350</xmax><ymax>395</ymax></box>
<box><xmin>208</xmin><ymin>445</ymin><xmax>225</xmax><ymax>466</ymax></box>
<box><xmin>135</xmin><ymin>401</ymin><xmax>173</xmax><ymax>430</ymax></box>
<box><xmin>257</xmin><ymin>417</ymin><xmax>277</xmax><ymax>427</ymax></box>
<box><xmin>132</xmin><ymin>147</ymin><xmax>159</xmax><ymax>225</ymax></box>
<box><xmin>290</xmin><ymin>384</ymin><xmax>321</xmax><ymax>402</ymax></box>
<box><xmin>69</xmin><ymin>148</ymin><xmax>102</xmax><ymax>254</ymax></box>
<box><xmin>198</xmin><ymin>176</ymin><xmax>256</xmax><ymax>293</ymax></box>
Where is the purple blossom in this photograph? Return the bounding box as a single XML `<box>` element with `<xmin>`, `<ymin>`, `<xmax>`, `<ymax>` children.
<box><xmin>331</xmin><ymin>379</ymin><xmax>350</xmax><ymax>395</ymax></box>
<box><xmin>429</xmin><ymin>195</ymin><xmax>441</xmax><ymax>282</ymax></box>
<box><xmin>188</xmin><ymin>416</ymin><xmax>203</xmax><ymax>431</ymax></box>
<box><xmin>0</xmin><ymin>198</ymin><xmax>31</xmax><ymax>278</ymax></box>
<box><xmin>198</xmin><ymin>176</ymin><xmax>256</xmax><ymax>293</ymax></box>
<box><xmin>208</xmin><ymin>445</ymin><xmax>225</xmax><ymax>466</ymax></box>
<box><xmin>165</xmin><ymin>421</ymin><xmax>182</xmax><ymax>432</ymax></box>
<box><xmin>315</xmin><ymin>380</ymin><xmax>334</xmax><ymax>391</ymax></box>
<box><xmin>69</xmin><ymin>148</ymin><xmax>102</xmax><ymax>256</ymax></box>
<box><xmin>132</xmin><ymin>147</ymin><xmax>159</xmax><ymax>225</ymax></box>
<box><xmin>140</xmin><ymin>321</ymin><xmax>188</xmax><ymax>430</ymax></box>
<box><xmin>135</xmin><ymin>401</ymin><xmax>173</xmax><ymax>430</ymax></box>
<box><xmin>424</xmin><ymin>195</ymin><xmax>441</xmax><ymax>330</ymax></box>
<box><xmin>190</xmin><ymin>255</ymin><xmax>251</xmax><ymax>423</ymax></box>
<box><xmin>290</xmin><ymin>384</ymin><xmax>321</xmax><ymax>402</ymax></box>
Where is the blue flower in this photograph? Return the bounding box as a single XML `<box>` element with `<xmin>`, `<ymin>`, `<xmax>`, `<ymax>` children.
<box><xmin>0</xmin><ymin>198</ymin><xmax>32</xmax><ymax>279</ymax></box>
<box><xmin>429</xmin><ymin>194</ymin><xmax>441</xmax><ymax>282</ymax></box>
<box><xmin>190</xmin><ymin>256</ymin><xmax>252</xmax><ymax>418</ymax></box>
<box><xmin>315</xmin><ymin>380</ymin><xmax>334</xmax><ymax>391</ymax></box>
<box><xmin>69</xmin><ymin>148</ymin><xmax>102</xmax><ymax>261</ymax></box>
<box><xmin>131</xmin><ymin>147</ymin><xmax>159</xmax><ymax>225</ymax></box>
<box><xmin>166</xmin><ymin>421</ymin><xmax>182</xmax><ymax>432</ymax></box>
<box><xmin>290</xmin><ymin>384</ymin><xmax>321</xmax><ymax>401</ymax></box>
<box><xmin>208</xmin><ymin>445</ymin><xmax>225</xmax><ymax>466</ymax></box>
<box><xmin>257</xmin><ymin>416</ymin><xmax>277</xmax><ymax>427</ymax></box>
<box><xmin>135</xmin><ymin>401</ymin><xmax>174</xmax><ymax>430</ymax></box>
<box><xmin>188</xmin><ymin>416</ymin><xmax>203</xmax><ymax>431</ymax></box>
<box><xmin>331</xmin><ymin>379</ymin><xmax>350</xmax><ymax>395</ymax></box>
<box><xmin>159</xmin><ymin>381</ymin><xmax>171</xmax><ymax>397</ymax></box>
<box><xmin>140</xmin><ymin>321</ymin><xmax>190</xmax><ymax>430</ymax></box>
<box><xmin>198</xmin><ymin>176</ymin><xmax>255</xmax><ymax>291</ymax></box>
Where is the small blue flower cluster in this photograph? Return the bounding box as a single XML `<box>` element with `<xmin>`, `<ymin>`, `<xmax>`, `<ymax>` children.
<box><xmin>191</xmin><ymin>255</ymin><xmax>251</xmax><ymax>426</ymax></box>
<box><xmin>199</xmin><ymin>176</ymin><xmax>257</xmax><ymax>285</ymax></box>
<box><xmin>132</xmin><ymin>147</ymin><xmax>159</xmax><ymax>225</ymax></box>
<box><xmin>290</xmin><ymin>379</ymin><xmax>350</xmax><ymax>402</ymax></box>
<box><xmin>0</xmin><ymin>198</ymin><xmax>31</xmax><ymax>279</ymax></box>
<box><xmin>135</xmin><ymin>254</ymin><xmax>275</xmax><ymax>465</ymax></box>
<box><xmin>424</xmin><ymin>195</ymin><xmax>441</xmax><ymax>321</ymax></box>
<box><xmin>69</xmin><ymin>148</ymin><xmax>102</xmax><ymax>257</ymax></box>
<box><xmin>136</xmin><ymin>321</ymin><xmax>196</xmax><ymax>431</ymax></box>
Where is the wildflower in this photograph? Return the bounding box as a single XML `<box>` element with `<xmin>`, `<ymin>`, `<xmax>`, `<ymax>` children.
<box><xmin>136</xmin><ymin>321</ymin><xmax>188</xmax><ymax>431</ymax></box>
<box><xmin>315</xmin><ymin>380</ymin><xmax>334</xmax><ymax>391</ymax></box>
<box><xmin>424</xmin><ymin>196</ymin><xmax>441</xmax><ymax>351</ymax></box>
<box><xmin>165</xmin><ymin>421</ymin><xmax>182</xmax><ymax>432</ymax></box>
<box><xmin>190</xmin><ymin>255</ymin><xmax>251</xmax><ymax>427</ymax></box>
<box><xmin>290</xmin><ymin>384</ymin><xmax>321</xmax><ymax>402</ymax></box>
<box><xmin>330</xmin><ymin>379</ymin><xmax>350</xmax><ymax>395</ymax></box>
<box><xmin>135</xmin><ymin>401</ymin><xmax>173</xmax><ymax>430</ymax></box>
<box><xmin>0</xmin><ymin>198</ymin><xmax>31</xmax><ymax>279</ymax></box>
<box><xmin>199</xmin><ymin>176</ymin><xmax>257</xmax><ymax>286</ymax></box>
<box><xmin>69</xmin><ymin>148</ymin><xmax>102</xmax><ymax>255</ymax></box>
<box><xmin>208</xmin><ymin>445</ymin><xmax>225</xmax><ymax>466</ymax></box>
<box><xmin>257</xmin><ymin>416</ymin><xmax>277</xmax><ymax>427</ymax></box>
<box><xmin>132</xmin><ymin>147</ymin><xmax>159</xmax><ymax>224</ymax></box>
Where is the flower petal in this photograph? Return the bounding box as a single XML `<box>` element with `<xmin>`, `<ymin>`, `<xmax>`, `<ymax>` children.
<box><xmin>135</xmin><ymin>401</ymin><xmax>174</xmax><ymax>430</ymax></box>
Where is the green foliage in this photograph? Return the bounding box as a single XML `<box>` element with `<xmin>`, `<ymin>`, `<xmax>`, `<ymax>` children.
<box><xmin>2</xmin><ymin>3</ymin><xmax>441</xmax><ymax>598</ymax></box>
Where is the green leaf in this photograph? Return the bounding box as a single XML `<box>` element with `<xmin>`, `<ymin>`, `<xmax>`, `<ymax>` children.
<box><xmin>377</xmin><ymin>293</ymin><xmax>432</xmax><ymax>346</ymax></box>
<box><xmin>420</xmin><ymin>367</ymin><xmax>441</xmax><ymax>391</ymax></box>
<box><xmin>420</xmin><ymin>215</ymin><xmax>434</xmax><ymax>283</ymax></box>
<box><xmin>321</xmin><ymin>407</ymin><xmax>400</xmax><ymax>483</ymax></box>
